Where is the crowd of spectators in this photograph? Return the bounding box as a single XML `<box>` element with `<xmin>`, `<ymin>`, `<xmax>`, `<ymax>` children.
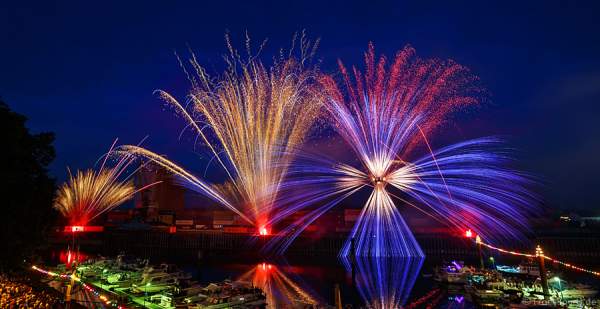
<box><xmin>0</xmin><ymin>273</ymin><xmax>61</xmax><ymax>308</ymax></box>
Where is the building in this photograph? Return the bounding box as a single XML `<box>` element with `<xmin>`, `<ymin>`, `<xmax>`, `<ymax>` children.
<box><xmin>134</xmin><ymin>164</ymin><xmax>185</xmax><ymax>224</ymax></box>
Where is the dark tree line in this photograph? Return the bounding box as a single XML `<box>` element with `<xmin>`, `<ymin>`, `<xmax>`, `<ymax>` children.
<box><xmin>0</xmin><ymin>99</ymin><xmax>57</xmax><ymax>269</ymax></box>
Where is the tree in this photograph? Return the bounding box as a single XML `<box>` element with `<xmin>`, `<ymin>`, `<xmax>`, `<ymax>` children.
<box><xmin>0</xmin><ymin>99</ymin><xmax>56</xmax><ymax>269</ymax></box>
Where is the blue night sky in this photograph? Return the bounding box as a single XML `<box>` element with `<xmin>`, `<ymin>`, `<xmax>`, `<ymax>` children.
<box><xmin>1</xmin><ymin>1</ymin><xmax>599</xmax><ymax>211</ymax></box>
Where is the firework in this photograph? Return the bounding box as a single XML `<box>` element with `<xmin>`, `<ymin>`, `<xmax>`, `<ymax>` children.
<box><xmin>265</xmin><ymin>44</ymin><xmax>535</xmax><ymax>256</ymax></box>
<box><xmin>119</xmin><ymin>35</ymin><xmax>323</xmax><ymax>231</ymax></box>
<box><xmin>54</xmin><ymin>141</ymin><xmax>158</xmax><ymax>226</ymax></box>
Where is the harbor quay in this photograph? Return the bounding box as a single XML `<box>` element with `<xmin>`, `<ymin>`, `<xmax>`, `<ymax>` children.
<box><xmin>47</xmin><ymin>228</ymin><xmax>600</xmax><ymax>262</ymax></box>
<box><xmin>29</xmin><ymin>244</ymin><xmax>600</xmax><ymax>309</ymax></box>
<box><xmin>24</xmin><ymin>226</ymin><xmax>598</xmax><ymax>308</ymax></box>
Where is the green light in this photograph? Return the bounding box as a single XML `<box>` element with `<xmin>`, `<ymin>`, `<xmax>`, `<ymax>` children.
<box><xmin>146</xmin><ymin>282</ymin><xmax>151</xmax><ymax>286</ymax></box>
<box><xmin>553</xmin><ymin>276</ymin><xmax>560</xmax><ymax>282</ymax></box>
<box><xmin>489</xmin><ymin>257</ymin><xmax>494</xmax><ymax>261</ymax></box>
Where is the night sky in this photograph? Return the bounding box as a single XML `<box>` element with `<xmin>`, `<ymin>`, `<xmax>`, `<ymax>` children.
<box><xmin>2</xmin><ymin>1</ymin><xmax>599</xmax><ymax>212</ymax></box>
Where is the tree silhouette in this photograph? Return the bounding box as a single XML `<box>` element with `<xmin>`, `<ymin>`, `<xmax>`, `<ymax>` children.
<box><xmin>0</xmin><ymin>99</ymin><xmax>56</xmax><ymax>269</ymax></box>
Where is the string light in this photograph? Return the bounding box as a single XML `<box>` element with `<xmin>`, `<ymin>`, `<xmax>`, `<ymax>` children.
<box><xmin>470</xmin><ymin>232</ymin><xmax>600</xmax><ymax>277</ymax></box>
<box><xmin>542</xmin><ymin>256</ymin><xmax>600</xmax><ymax>277</ymax></box>
<box><xmin>476</xmin><ymin>239</ymin><xmax>535</xmax><ymax>258</ymax></box>
<box><xmin>31</xmin><ymin>265</ymin><xmax>121</xmax><ymax>306</ymax></box>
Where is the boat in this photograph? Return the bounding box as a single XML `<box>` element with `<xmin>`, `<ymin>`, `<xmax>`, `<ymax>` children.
<box><xmin>187</xmin><ymin>281</ymin><xmax>266</xmax><ymax>308</ymax></box>
<box><xmin>434</xmin><ymin>261</ymin><xmax>475</xmax><ymax>284</ymax></box>
<box><xmin>131</xmin><ymin>271</ymin><xmax>179</xmax><ymax>293</ymax></box>
<box><xmin>471</xmin><ymin>286</ymin><xmax>504</xmax><ymax>302</ymax></box>
<box><xmin>556</xmin><ymin>283</ymin><xmax>598</xmax><ymax>299</ymax></box>
<box><xmin>42</xmin><ymin>254</ymin><xmax>270</xmax><ymax>308</ymax></box>
<box><xmin>496</xmin><ymin>261</ymin><xmax>540</xmax><ymax>277</ymax></box>
<box><xmin>147</xmin><ymin>263</ymin><xmax>193</xmax><ymax>282</ymax></box>
<box><xmin>105</xmin><ymin>271</ymin><xmax>141</xmax><ymax>287</ymax></box>
<box><xmin>181</xmin><ymin>282</ymin><xmax>208</xmax><ymax>296</ymax></box>
<box><xmin>190</xmin><ymin>292</ymin><xmax>266</xmax><ymax>308</ymax></box>
<box><xmin>149</xmin><ymin>291</ymin><xmax>177</xmax><ymax>308</ymax></box>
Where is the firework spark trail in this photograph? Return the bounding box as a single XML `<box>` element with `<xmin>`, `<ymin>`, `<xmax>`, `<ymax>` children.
<box><xmin>341</xmin><ymin>256</ymin><xmax>424</xmax><ymax>308</ymax></box>
<box><xmin>266</xmin><ymin>44</ymin><xmax>535</xmax><ymax>257</ymax></box>
<box><xmin>114</xmin><ymin>145</ymin><xmax>253</xmax><ymax>224</ymax></box>
<box><xmin>119</xmin><ymin>35</ymin><xmax>323</xmax><ymax>230</ymax></box>
<box><xmin>341</xmin><ymin>185</ymin><xmax>425</xmax><ymax>257</ymax></box>
<box><xmin>261</xmin><ymin>153</ymin><xmax>368</xmax><ymax>254</ymax></box>
<box><xmin>54</xmin><ymin>142</ymin><xmax>160</xmax><ymax>226</ymax></box>
<box><xmin>390</xmin><ymin>137</ymin><xmax>536</xmax><ymax>244</ymax></box>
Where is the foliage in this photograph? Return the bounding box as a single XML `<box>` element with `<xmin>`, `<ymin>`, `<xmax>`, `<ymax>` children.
<box><xmin>0</xmin><ymin>99</ymin><xmax>56</xmax><ymax>269</ymax></box>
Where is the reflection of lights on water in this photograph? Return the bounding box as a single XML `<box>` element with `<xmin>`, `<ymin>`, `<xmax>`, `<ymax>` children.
<box><xmin>343</xmin><ymin>257</ymin><xmax>424</xmax><ymax>308</ymax></box>
<box><xmin>58</xmin><ymin>249</ymin><xmax>88</xmax><ymax>267</ymax></box>
<box><xmin>451</xmin><ymin>261</ymin><xmax>462</xmax><ymax>271</ymax></box>
<box><xmin>239</xmin><ymin>262</ymin><xmax>319</xmax><ymax>307</ymax></box>
<box><xmin>449</xmin><ymin>295</ymin><xmax>464</xmax><ymax>303</ymax></box>
<box><xmin>259</xmin><ymin>263</ymin><xmax>273</xmax><ymax>271</ymax></box>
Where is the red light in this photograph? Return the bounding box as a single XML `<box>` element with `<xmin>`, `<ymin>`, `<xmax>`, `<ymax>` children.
<box><xmin>258</xmin><ymin>226</ymin><xmax>269</xmax><ymax>236</ymax></box>
<box><xmin>64</xmin><ymin>225</ymin><xmax>104</xmax><ymax>233</ymax></box>
<box><xmin>465</xmin><ymin>229</ymin><xmax>473</xmax><ymax>238</ymax></box>
<box><xmin>169</xmin><ymin>226</ymin><xmax>177</xmax><ymax>234</ymax></box>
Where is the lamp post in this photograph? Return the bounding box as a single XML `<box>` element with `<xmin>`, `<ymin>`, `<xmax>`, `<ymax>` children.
<box><xmin>475</xmin><ymin>235</ymin><xmax>484</xmax><ymax>270</ymax></box>
<box><xmin>465</xmin><ymin>229</ymin><xmax>485</xmax><ymax>269</ymax></box>
<box><xmin>536</xmin><ymin>245</ymin><xmax>549</xmax><ymax>299</ymax></box>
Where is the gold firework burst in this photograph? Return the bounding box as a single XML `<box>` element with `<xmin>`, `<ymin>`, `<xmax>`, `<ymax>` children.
<box><xmin>55</xmin><ymin>142</ymin><xmax>159</xmax><ymax>226</ymax></box>
<box><xmin>122</xmin><ymin>34</ymin><xmax>323</xmax><ymax>229</ymax></box>
<box><xmin>54</xmin><ymin>169</ymin><xmax>135</xmax><ymax>226</ymax></box>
